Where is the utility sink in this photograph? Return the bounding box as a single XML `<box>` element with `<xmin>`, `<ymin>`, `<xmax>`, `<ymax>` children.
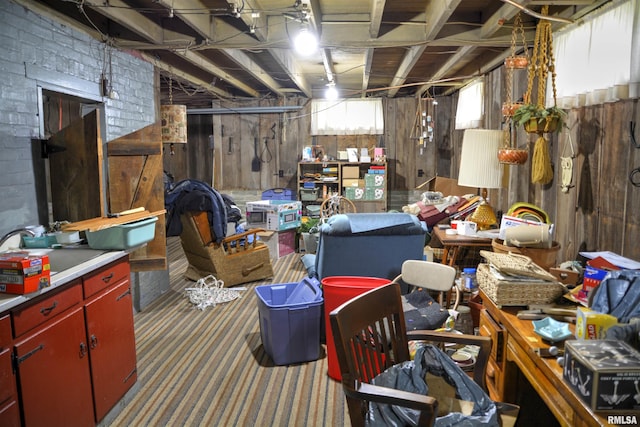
<box><xmin>20</xmin><ymin>247</ymin><xmax>108</xmax><ymax>275</ymax></box>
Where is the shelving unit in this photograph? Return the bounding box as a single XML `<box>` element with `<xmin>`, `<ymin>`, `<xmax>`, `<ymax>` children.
<box><xmin>297</xmin><ymin>161</ymin><xmax>387</xmax><ymax>214</ymax></box>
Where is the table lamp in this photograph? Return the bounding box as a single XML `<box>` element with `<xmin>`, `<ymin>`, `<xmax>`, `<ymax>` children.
<box><xmin>457</xmin><ymin>129</ymin><xmax>503</xmax><ymax>230</ymax></box>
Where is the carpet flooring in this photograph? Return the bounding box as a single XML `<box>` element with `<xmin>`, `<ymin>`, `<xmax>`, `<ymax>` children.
<box><xmin>105</xmin><ymin>237</ymin><xmax>349</xmax><ymax>426</ymax></box>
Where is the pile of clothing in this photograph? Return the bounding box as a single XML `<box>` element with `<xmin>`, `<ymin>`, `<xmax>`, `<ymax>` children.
<box><xmin>165</xmin><ymin>179</ymin><xmax>242</xmax><ymax>242</ymax></box>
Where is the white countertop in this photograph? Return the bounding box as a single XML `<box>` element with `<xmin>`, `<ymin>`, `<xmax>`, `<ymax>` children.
<box><xmin>0</xmin><ymin>249</ymin><xmax>128</xmax><ymax>313</ymax></box>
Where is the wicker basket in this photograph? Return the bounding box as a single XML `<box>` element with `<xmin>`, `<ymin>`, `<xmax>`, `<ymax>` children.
<box><xmin>491</xmin><ymin>238</ymin><xmax>560</xmax><ymax>271</ymax></box>
<box><xmin>476</xmin><ymin>263</ymin><xmax>564</xmax><ymax>308</ymax></box>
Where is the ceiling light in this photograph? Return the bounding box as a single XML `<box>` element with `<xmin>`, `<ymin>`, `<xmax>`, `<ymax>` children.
<box><xmin>294</xmin><ymin>27</ymin><xmax>317</xmax><ymax>56</ymax></box>
<box><xmin>325</xmin><ymin>83</ymin><xmax>338</xmax><ymax>100</ymax></box>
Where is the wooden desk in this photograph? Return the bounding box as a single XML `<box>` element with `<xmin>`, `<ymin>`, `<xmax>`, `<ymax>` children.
<box><xmin>480</xmin><ymin>290</ymin><xmax>637</xmax><ymax>426</ymax></box>
<box><xmin>432</xmin><ymin>226</ymin><xmax>493</xmax><ymax>267</ymax></box>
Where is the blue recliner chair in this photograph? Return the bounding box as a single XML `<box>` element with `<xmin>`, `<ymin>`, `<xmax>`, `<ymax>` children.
<box><xmin>301</xmin><ymin>213</ymin><xmax>427</xmax><ymax>293</ymax></box>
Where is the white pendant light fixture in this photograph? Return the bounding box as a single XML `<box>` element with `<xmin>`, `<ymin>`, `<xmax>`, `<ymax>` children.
<box><xmin>324</xmin><ymin>82</ymin><xmax>338</xmax><ymax>100</ymax></box>
<box><xmin>293</xmin><ymin>26</ymin><xmax>317</xmax><ymax>56</ymax></box>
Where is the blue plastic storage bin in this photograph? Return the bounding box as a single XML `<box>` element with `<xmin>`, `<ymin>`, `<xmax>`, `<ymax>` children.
<box><xmin>255</xmin><ymin>277</ymin><xmax>323</xmax><ymax>365</ymax></box>
<box><xmin>262</xmin><ymin>188</ymin><xmax>295</xmax><ymax>201</ymax></box>
<box><xmin>86</xmin><ymin>216</ymin><xmax>158</xmax><ymax>250</ymax></box>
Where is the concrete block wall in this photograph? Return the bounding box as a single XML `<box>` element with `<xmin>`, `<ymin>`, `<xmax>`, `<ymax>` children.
<box><xmin>0</xmin><ymin>0</ymin><xmax>168</xmax><ymax>311</ymax></box>
<box><xmin>0</xmin><ymin>0</ymin><xmax>155</xmax><ymax>233</ymax></box>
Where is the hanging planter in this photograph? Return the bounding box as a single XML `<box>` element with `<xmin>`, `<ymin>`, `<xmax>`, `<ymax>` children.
<box><xmin>498</xmin><ymin>12</ymin><xmax>529</xmax><ymax>166</ymax></box>
<box><xmin>502</xmin><ymin>102</ymin><xmax>523</xmax><ymax>117</ymax></box>
<box><xmin>512</xmin><ymin>7</ymin><xmax>566</xmax><ymax>184</ymax></box>
<box><xmin>523</xmin><ymin>117</ymin><xmax>558</xmax><ymax>134</ymax></box>
<box><xmin>498</xmin><ymin>148</ymin><xmax>528</xmax><ymax>165</ymax></box>
<box><xmin>513</xmin><ymin>105</ymin><xmax>566</xmax><ymax>134</ymax></box>
<box><xmin>504</xmin><ymin>56</ymin><xmax>528</xmax><ymax>69</ymax></box>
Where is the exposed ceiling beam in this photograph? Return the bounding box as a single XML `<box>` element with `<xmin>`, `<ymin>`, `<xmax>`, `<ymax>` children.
<box><xmin>269</xmin><ymin>47</ymin><xmax>313</xmax><ymax>97</ymax></box>
<box><xmin>361</xmin><ymin>49</ymin><xmax>374</xmax><ymax>99</ymax></box>
<box><xmin>219</xmin><ymin>49</ymin><xmax>288</xmax><ymax>97</ymax></box>
<box><xmin>141</xmin><ymin>52</ymin><xmax>233</xmax><ymax>99</ymax></box>
<box><xmin>369</xmin><ymin>0</ymin><xmax>386</xmax><ymax>38</ymax></box>
<box><xmin>177</xmin><ymin>50</ymin><xmax>260</xmax><ymax>98</ymax></box>
<box><xmin>155</xmin><ymin>0</ymin><xmax>213</xmax><ymax>41</ymax></box>
<box><xmin>386</xmin><ymin>0</ymin><xmax>461</xmax><ymax>97</ymax></box>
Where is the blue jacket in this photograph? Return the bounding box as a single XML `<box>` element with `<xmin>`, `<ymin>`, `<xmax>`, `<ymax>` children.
<box><xmin>165</xmin><ymin>180</ymin><xmax>227</xmax><ymax>242</ymax></box>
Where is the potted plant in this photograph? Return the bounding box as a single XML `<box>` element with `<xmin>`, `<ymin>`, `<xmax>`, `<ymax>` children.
<box><xmin>512</xmin><ymin>104</ymin><xmax>566</xmax><ymax>134</ymax></box>
<box><xmin>298</xmin><ymin>217</ymin><xmax>320</xmax><ymax>254</ymax></box>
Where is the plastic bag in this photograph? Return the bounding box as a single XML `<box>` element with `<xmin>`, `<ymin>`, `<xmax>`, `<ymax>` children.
<box><xmin>367</xmin><ymin>345</ymin><xmax>498</xmax><ymax>426</ymax></box>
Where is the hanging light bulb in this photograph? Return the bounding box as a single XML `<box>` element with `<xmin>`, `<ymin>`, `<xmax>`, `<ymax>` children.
<box><xmin>324</xmin><ymin>82</ymin><xmax>338</xmax><ymax>100</ymax></box>
<box><xmin>294</xmin><ymin>26</ymin><xmax>317</xmax><ymax>56</ymax></box>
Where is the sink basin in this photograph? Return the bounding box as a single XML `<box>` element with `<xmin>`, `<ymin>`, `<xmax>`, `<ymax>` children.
<box><xmin>18</xmin><ymin>247</ymin><xmax>108</xmax><ymax>275</ymax></box>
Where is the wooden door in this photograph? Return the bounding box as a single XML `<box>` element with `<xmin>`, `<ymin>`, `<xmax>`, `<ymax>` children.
<box><xmin>107</xmin><ymin>122</ymin><xmax>167</xmax><ymax>271</ymax></box>
<box><xmin>85</xmin><ymin>279</ymin><xmax>137</xmax><ymax>422</ymax></box>
<box><xmin>48</xmin><ymin>109</ymin><xmax>104</xmax><ymax>222</ymax></box>
<box><xmin>14</xmin><ymin>307</ymin><xmax>94</xmax><ymax>426</ymax></box>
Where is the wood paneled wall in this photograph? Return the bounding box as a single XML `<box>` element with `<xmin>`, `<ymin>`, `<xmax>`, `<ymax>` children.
<box><xmin>163</xmin><ymin>71</ymin><xmax>640</xmax><ymax>262</ymax></box>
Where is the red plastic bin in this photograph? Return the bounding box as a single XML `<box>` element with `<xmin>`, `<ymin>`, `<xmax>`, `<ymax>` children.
<box><xmin>321</xmin><ymin>276</ymin><xmax>391</xmax><ymax>381</ymax></box>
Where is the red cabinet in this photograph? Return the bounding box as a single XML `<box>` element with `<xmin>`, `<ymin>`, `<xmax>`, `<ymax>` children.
<box><xmin>0</xmin><ymin>315</ymin><xmax>19</xmax><ymax>427</ymax></box>
<box><xmin>85</xmin><ymin>279</ymin><xmax>137</xmax><ymax>421</ymax></box>
<box><xmin>3</xmin><ymin>254</ymin><xmax>136</xmax><ymax>426</ymax></box>
<box><xmin>14</xmin><ymin>302</ymin><xmax>94</xmax><ymax>426</ymax></box>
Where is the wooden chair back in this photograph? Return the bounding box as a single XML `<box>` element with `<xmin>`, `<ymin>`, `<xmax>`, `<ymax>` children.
<box><xmin>330</xmin><ymin>283</ymin><xmax>494</xmax><ymax>427</ymax></box>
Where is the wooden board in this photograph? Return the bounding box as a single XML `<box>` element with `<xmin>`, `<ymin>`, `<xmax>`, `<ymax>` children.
<box><xmin>48</xmin><ymin>109</ymin><xmax>104</xmax><ymax>222</ymax></box>
<box><xmin>107</xmin><ymin>122</ymin><xmax>167</xmax><ymax>271</ymax></box>
<box><xmin>61</xmin><ymin>210</ymin><xmax>166</xmax><ymax>232</ymax></box>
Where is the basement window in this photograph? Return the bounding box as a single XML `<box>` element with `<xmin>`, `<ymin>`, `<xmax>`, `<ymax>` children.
<box><xmin>311</xmin><ymin>99</ymin><xmax>384</xmax><ymax>135</ymax></box>
<box><xmin>454</xmin><ymin>79</ymin><xmax>484</xmax><ymax>129</ymax></box>
<box><xmin>553</xmin><ymin>0</ymin><xmax>638</xmax><ymax>107</ymax></box>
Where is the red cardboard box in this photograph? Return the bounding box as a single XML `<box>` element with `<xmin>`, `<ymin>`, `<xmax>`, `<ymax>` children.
<box><xmin>0</xmin><ymin>252</ymin><xmax>51</xmax><ymax>294</ymax></box>
<box><xmin>582</xmin><ymin>256</ymin><xmax>620</xmax><ymax>295</ymax></box>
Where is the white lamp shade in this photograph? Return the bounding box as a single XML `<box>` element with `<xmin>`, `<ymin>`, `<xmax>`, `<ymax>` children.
<box><xmin>161</xmin><ymin>104</ymin><xmax>188</xmax><ymax>143</ymax></box>
<box><xmin>457</xmin><ymin>129</ymin><xmax>503</xmax><ymax>189</ymax></box>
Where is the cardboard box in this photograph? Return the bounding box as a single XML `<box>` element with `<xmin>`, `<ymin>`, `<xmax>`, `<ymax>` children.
<box><xmin>0</xmin><ymin>252</ymin><xmax>51</xmax><ymax>294</ymax></box>
<box><xmin>342</xmin><ymin>166</ymin><xmax>359</xmax><ymax>179</ymax></box>
<box><xmin>582</xmin><ymin>257</ymin><xmax>620</xmax><ymax>296</ymax></box>
<box><xmin>564</xmin><ymin>340</ymin><xmax>640</xmax><ymax>411</ymax></box>
<box><xmin>423</xmin><ymin>176</ymin><xmax>476</xmax><ymax>198</ymax></box>
<box><xmin>342</xmin><ymin>178</ymin><xmax>363</xmax><ymax>188</ymax></box>
<box><xmin>575</xmin><ymin>307</ymin><xmax>618</xmax><ymax>340</ymax></box>
<box><xmin>246</xmin><ymin>200</ymin><xmax>302</xmax><ymax>231</ymax></box>
<box><xmin>344</xmin><ymin>187</ymin><xmax>365</xmax><ymax>200</ymax></box>
<box><xmin>364</xmin><ymin>173</ymin><xmax>385</xmax><ymax>188</ymax></box>
<box><xmin>257</xmin><ymin>229</ymin><xmax>296</xmax><ymax>262</ymax></box>
<box><xmin>364</xmin><ymin>187</ymin><xmax>385</xmax><ymax>200</ymax></box>
<box><xmin>498</xmin><ymin>215</ymin><xmax>546</xmax><ymax>241</ymax></box>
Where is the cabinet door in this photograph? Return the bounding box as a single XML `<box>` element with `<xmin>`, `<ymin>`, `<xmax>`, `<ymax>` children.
<box><xmin>85</xmin><ymin>279</ymin><xmax>137</xmax><ymax>422</ymax></box>
<box><xmin>0</xmin><ymin>317</ymin><xmax>19</xmax><ymax>427</ymax></box>
<box><xmin>14</xmin><ymin>307</ymin><xmax>94</xmax><ymax>426</ymax></box>
<box><xmin>0</xmin><ymin>399</ymin><xmax>20</xmax><ymax>427</ymax></box>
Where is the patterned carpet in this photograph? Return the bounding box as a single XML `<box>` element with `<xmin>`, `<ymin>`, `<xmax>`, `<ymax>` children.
<box><xmin>104</xmin><ymin>237</ymin><xmax>348</xmax><ymax>426</ymax></box>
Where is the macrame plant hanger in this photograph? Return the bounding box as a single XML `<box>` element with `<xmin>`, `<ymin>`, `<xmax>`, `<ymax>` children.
<box><xmin>499</xmin><ymin>12</ymin><xmax>529</xmax><ymax>165</ymax></box>
<box><xmin>525</xmin><ymin>5</ymin><xmax>558</xmax><ymax>185</ymax></box>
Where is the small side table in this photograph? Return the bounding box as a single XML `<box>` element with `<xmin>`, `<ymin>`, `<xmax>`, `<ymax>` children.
<box><xmin>431</xmin><ymin>226</ymin><xmax>493</xmax><ymax>268</ymax></box>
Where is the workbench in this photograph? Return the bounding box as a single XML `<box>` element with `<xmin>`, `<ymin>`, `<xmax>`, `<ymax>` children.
<box><xmin>479</xmin><ymin>290</ymin><xmax>639</xmax><ymax>426</ymax></box>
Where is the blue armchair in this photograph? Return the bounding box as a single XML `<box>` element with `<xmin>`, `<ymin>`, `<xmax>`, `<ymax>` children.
<box><xmin>301</xmin><ymin>213</ymin><xmax>427</xmax><ymax>293</ymax></box>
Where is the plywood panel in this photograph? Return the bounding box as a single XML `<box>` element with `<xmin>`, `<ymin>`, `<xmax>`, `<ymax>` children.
<box><xmin>48</xmin><ymin>109</ymin><xmax>103</xmax><ymax>222</ymax></box>
<box><xmin>107</xmin><ymin>122</ymin><xmax>166</xmax><ymax>271</ymax></box>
